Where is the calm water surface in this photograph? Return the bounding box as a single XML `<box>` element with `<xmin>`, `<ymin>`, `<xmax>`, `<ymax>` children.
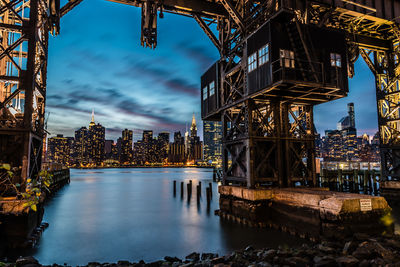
<box><xmin>28</xmin><ymin>168</ymin><xmax>306</xmax><ymax>265</ymax></box>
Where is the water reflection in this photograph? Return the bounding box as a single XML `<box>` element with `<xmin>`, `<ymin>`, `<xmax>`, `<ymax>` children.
<box><xmin>25</xmin><ymin>168</ymin><xmax>399</xmax><ymax>266</ymax></box>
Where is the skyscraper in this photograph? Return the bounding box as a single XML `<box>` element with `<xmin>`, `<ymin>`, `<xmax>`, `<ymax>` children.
<box><xmin>157</xmin><ymin>132</ymin><xmax>170</xmax><ymax>163</ymax></box>
<box><xmin>88</xmin><ymin>111</ymin><xmax>105</xmax><ymax>165</ymax></box>
<box><xmin>120</xmin><ymin>129</ymin><xmax>133</xmax><ymax>164</ymax></box>
<box><xmin>203</xmin><ymin>121</ymin><xmax>222</xmax><ymax>166</ymax></box>
<box><xmin>168</xmin><ymin>131</ymin><xmax>185</xmax><ymax>163</ymax></box>
<box><xmin>188</xmin><ymin>114</ymin><xmax>203</xmax><ymax>162</ymax></box>
<box><xmin>47</xmin><ymin>134</ymin><xmax>74</xmax><ymax>166</ymax></box>
<box><xmin>74</xmin><ymin>127</ymin><xmax>89</xmax><ymax>165</ymax></box>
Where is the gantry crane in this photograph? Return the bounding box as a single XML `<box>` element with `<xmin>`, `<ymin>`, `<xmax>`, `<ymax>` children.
<box><xmin>0</xmin><ymin>0</ymin><xmax>400</xmax><ymax>192</ymax></box>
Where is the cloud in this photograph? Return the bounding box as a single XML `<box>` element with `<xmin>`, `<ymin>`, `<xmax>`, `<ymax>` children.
<box><xmin>114</xmin><ymin>57</ymin><xmax>199</xmax><ymax>96</ymax></box>
<box><xmin>174</xmin><ymin>42</ymin><xmax>217</xmax><ymax>71</ymax></box>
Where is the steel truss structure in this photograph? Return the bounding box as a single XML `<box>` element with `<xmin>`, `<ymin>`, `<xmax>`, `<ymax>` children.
<box><xmin>1</xmin><ymin>0</ymin><xmax>400</xmax><ymax>188</ymax></box>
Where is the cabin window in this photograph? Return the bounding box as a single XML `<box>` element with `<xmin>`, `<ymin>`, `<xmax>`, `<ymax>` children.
<box><xmin>202</xmin><ymin>86</ymin><xmax>208</xmax><ymax>100</ymax></box>
<box><xmin>258</xmin><ymin>44</ymin><xmax>269</xmax><ymax>66</ymax></box>
<box><xmin>248</xmin><ymin>52</ymin><xmax>257</xmax><ymax>72</ymax></box>
<box><xmin>330</xmin><ymin>53</ymin><xmax>342</xmax><ymax>67</ymax></box>
<box><xmin>209</xmin><ymin>81</ymin><xmax>215</xmax><ymax>96</ymax></box>
<box><xmin>280</xmin><ymin>49</ymin><xmax>295</xmax><ymax>68</ymax></box>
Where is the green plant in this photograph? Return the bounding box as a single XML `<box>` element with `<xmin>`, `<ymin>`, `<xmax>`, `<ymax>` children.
<box><xmin>0</xmin><ymin>164</ymin><xmax>53</xmax><ymax>212</ymax></box>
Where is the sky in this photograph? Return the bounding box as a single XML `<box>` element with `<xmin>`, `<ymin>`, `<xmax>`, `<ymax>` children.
<box><xmin>46</xmin><ymin>0</ymin><xmax>379</xmax><ymax>142</ymax></box>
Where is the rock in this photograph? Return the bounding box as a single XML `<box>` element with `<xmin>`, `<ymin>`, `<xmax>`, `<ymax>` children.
<box><xmin>245</xmin><ymin>246</ymin><xmax>254</xmax><ymax>252</ymax></box>
<box><xmin>262</xmin><ymin>249</ymin><xmax>276</xmax><ymax>261</ymax></box>
<box><xmin>145</xmin><ymin>261</ymin><xmax>162</xmax><ymax>267</ymax></box>
<box><xmin>313</xmin><ymin>256</ymin><xmax>336</xmax><ymax>267</ymax></box>
<box><xmin>385</xmin><ymin>239</ymin><xmax>400</xmax><ymax>250</ymax></box>
<box><xmin>185</xmin><ymin>253</ymin><xmax>200</xmax><ymax>262</ymax></box>
<box><xmin>352</xmin><ymin>247</ymin><xmax>373</xmax><ymax>260</ymax></box>
<box><xmin>353</xmin><ymin>233</ymin><xmax>370</xmax><ymax>241</ymax></box>
<box><xmin>117</xmin><ymin>261</ymin><xmax>131</xmax><ymax>265</ymax></box>
<box><xmin>178</xmin><ymin>264</ymin><xmax>193</xmax><ymax>267</ymax></box>
<box><xmin>358</xmin><ymin>259</ymin><xmax>369</xmax><ymax>267</ymax></box>
<box><xmin>164</xmin><ymin>257</ymin><xmax>181</xmax><ymax>263</ymax></box>
<box><xmin>201</xmin><ymin>253</ymin><xmax>218</xmax><ymax>260</ymax></box>
<box><xmin>317</xmin><ymin>244</ymin><xmax>335</xmax><ymax>253</ymax></box>
<box><xmin>20</xmin><ymin>264</ymin><xmax>40</xmax><ymax>267</ymax></box>
<box><xmin>343</xmin><ymin>241</ymin><xmax>358</xmax><ymax>255</ymax></box>
<box><xmin>358</xmin><ymin>240</ymin><xmax>396</xmax><ymax>260</ymax></box>
<box><xmin>370</xmin><ymin>258</ymin><xmax>385</xmax><ymax>266</ymax></box>
<box><xmin>16</xmin><ymin>257</ymin><xmax>39</xmax><ymax>267</ymax></box>
<box><xmin>256</xmin><ymin>262</ymin><xmax>272</xmax><ymax>267</ymax></box>
<box><xmin>210</xmin><ymin>257</ymin><xmax>225</xmax><ymax>265</ymax></box>
<box><xmin>283</xmin><ymin>256</ymin><xmax>310</xmax><ymax>266</ymax></box>
<box><xmin>336</xmin><ymin>256</ymin><xmax>359</xmax><ymax>267</ymax></box>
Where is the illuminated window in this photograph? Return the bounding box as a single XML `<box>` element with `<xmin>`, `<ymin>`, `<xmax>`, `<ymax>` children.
<box><xmin>330</xmin><ymin>53</ymin><xmax>341</xmax><ymax>67</ymax></box>
<box><xmin>209</xmin><ymin>81</ymin><xmax>215</xmax><ymax>96</ymax></box>
<box><xmin>202</xmin><ymin>86</ymin><xmax>208</xmax><ymax>100</ymax></box>
<box><xmin>248</xmin><ymin>52</ymin><xmax>257</xmax><ymax>72</ymax></box>
<box><xmin>258</xmin><ymin>44</ymin><xmax>269</xmax><ymax>66</ymax></box>
<box><xmin>280</xmin><ymin>49</ymin><xmax>295</xmax><ymax>68</ymax></box>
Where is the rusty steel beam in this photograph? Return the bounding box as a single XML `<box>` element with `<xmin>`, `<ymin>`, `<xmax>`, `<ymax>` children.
<box><xmin>218</xmin><ymin>0</ymin><xmax>244</xmax><ymax>29</ymax></box>
<box><xmin>60</xmin><ymin>0</ymin><xmax>83</xmax><ymax>17</ymax></box>
<box><xmin>107</xmin><ymin>0</ymin><xmax>227</xmax><ymax>18</ymax></box>
<box><xmin>193</xmin><ymin>14</ymin><xmax>221</xmax><ymax>52</ymax></box>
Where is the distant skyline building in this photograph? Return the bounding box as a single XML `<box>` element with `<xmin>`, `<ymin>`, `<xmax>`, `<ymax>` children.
<box><xmin>120</xmin><ymin>129</ymin><xmax>133</xmax><ymax>164</ymax></box>
<box><xmin>187</xmin><ymin>114</ymin><xmax>203</xmax><ymax>162</ymax></box>
<box><xmin>47</xmin><ymin>134</ymin><xmax>74</xmax><ymax>166</ymax></box>
<box><xmin>203</xmin><ymin>121</ymin><xmax>222</xmax><ymax>166</ymax></box>
<box><xmin>168</xmin><ymin>131</ymin><xmax>185</xmax><ymax>163</ymax></box>
<box><xmin>74</xmin><ymin>127</ymin><xmax>89</xmax><ymax>165</ymax></box>
<box><xmin>320</xmin><ymin>103</ymin><xmax>379</xmax><ymax>162</ymax></box>
<box><xmin>88</xmin><ymin>111</ymin><xmax>105</xmax><ymax>165</ymax></box>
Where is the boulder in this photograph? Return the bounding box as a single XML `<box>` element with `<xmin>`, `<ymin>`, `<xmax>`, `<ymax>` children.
<box><xmin>16</xmin><ymin>257</ymin><xmax>39</xmax><ymax>267</ymax></box>
<box><xmin>163</xmin><ymin>257</ymin><xmax>181</xmax><ymax>263</ymax></box>
<box><xmin>185</xmin><ymin>253</ymin><xmax>200</xmax><ymax>262</ymax></box>
<box><xmin>201</xmin><ymin>253</ymin><xmax>218</xmax><ymax>260</ymax></box>
<box><xmin>335</xmin><ymin>256</ymin><xmax>359</xmax><ymax>267</ymax></box>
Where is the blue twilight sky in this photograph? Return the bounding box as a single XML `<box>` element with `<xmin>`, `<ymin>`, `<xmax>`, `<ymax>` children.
<box><xmin>46</xmin><ymin>0</ymin><xmax>378</xmax><ymax>142</ymax></box>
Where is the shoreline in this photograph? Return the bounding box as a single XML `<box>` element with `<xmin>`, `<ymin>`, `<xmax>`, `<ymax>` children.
<box><xmin>4</xmin><ymin>233</ymin><xmax>400</xmax><ymax>267</ymax></box>
<box><xmin>71</xmin><ymin>166</ymin><xmax>216</xmax><ymax>170</ymax></box>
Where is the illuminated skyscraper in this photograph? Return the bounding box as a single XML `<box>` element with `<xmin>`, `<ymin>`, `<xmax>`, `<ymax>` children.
<box><xmin>203</xmin><ymin>121</ymin><xmax>222</xmax><ymax>166</ymax></box>
<box><xmin>88</xmin><ymin>111</ymin><xmax>105</xmax><ymax>165</ymax></box>
<box><xmin>188</xmin><ymin>114</ymin><xmax>203</xmax><ymax>162</ymax></box>
<box><xmin>74</xmin><ymin>127</ymin><xmax>89</xmax><ymax>164</ymax></box>
<box><xmin>120</xmin><ymin>129</ymin><xmax>133</xmax><ymax>164</ymax></box>
<box><xmin>168</xmin><ymin>131</ymin><xmax>185</xmax><ymax>163</ymax></box>
<box><xmin>157</xmin><ymin>132</ymin><xmax>170</xmax><ymax>163</ymax></box>
<box><xmin>47</xmin><ymin>134</ymin><xmax>74</xmax><ymax>165</ymax></box>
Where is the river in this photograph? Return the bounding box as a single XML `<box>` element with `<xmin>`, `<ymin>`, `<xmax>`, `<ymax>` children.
<box><xmin>27</xmin><ymin>168</ymin><xmax>306</xmax><ymax>265</ymax></box>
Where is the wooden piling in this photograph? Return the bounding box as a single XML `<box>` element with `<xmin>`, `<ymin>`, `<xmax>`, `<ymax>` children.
<box><xmin>196</xmin><ymin>185</ymin><xmax>200</xmax><ymax>202</ymax></box>
<box><xmin>338</xmin><ymin>169</ymin><xmax>343</xmax><ymax>192</ymax></box>
<box><xmin>187</xmin><ymin>183</ymin><xmax>191</xmax><ymax>201</ymax></box>
<box><xmin>181</xmin><ymin>182</ymin><xmax>184</xmax><ymax>198</ymax></box>
<box><xmin>213</xmin><ymin>168</ymin><xmax>216</xmax><ymax>182</ymax></box>
<box><xmin>353</xmin><ymin>169</ymin><xmax>358</xmax><ymax>193</ymax></box>
<box><xmin>206</xmin><ymin>187</ymin><xmax>211</xmax><ymax>205</ymax></box>
<box><xmin>173</xmin><ymin>180</ymin><xmax>176</xmax><ymax>196</ymax></box>
<box><xmin>199</xmin><ymin>181</ymin><xmax>202</xmax><ymax>193</ymax></box>
<box><xmin>372</xmin><ymin>170</ymin><xmax>377</xmax><ymax>195</ymax></box>
<box><xmin>363</xmin><ymin>170</ymin><xmax>368</xmax><ymax>193</ymax></box>
<box><xmin>209</xmin><ymin>182</ymin><xmax>212</xmax><ymax>199</ymax></box>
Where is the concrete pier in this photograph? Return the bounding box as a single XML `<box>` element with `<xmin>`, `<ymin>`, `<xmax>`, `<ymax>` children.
<box><xmin>218</xmin><ymin>186</ymin><xmax>393</xmax><ymax>240</ymax></box>
<box><xmin>381</xmin><ymin>181</ymin><xmax>400</xmax><ymax>205</ymax></box>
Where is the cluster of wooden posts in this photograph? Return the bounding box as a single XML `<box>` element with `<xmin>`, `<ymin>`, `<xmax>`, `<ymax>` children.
<box><xmin>212</xmin><ymin>168</ymin><xmax>223</xmax><ymax>182</ymax></box>
<box><xmin>319</xmin><ymin>169</ymin><xmax>380</xmax><ymax>195</ymax></box>
<box><xmin>173</xmin><ymin>180</ymin><xmax>213</xmax><ymax>206</ymax></box>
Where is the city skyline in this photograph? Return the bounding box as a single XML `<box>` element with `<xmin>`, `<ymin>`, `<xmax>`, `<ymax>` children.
<box><xmin>46</xmin><ymin>0</ymin><xmax>379</xmax><ymax>142</ymax></box>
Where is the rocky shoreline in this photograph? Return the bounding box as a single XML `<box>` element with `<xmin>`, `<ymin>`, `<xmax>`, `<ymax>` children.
<box><xmin>2</xmin><ymin>233</ymin><xmax>400</xmax><ymax>267</ymax></box>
